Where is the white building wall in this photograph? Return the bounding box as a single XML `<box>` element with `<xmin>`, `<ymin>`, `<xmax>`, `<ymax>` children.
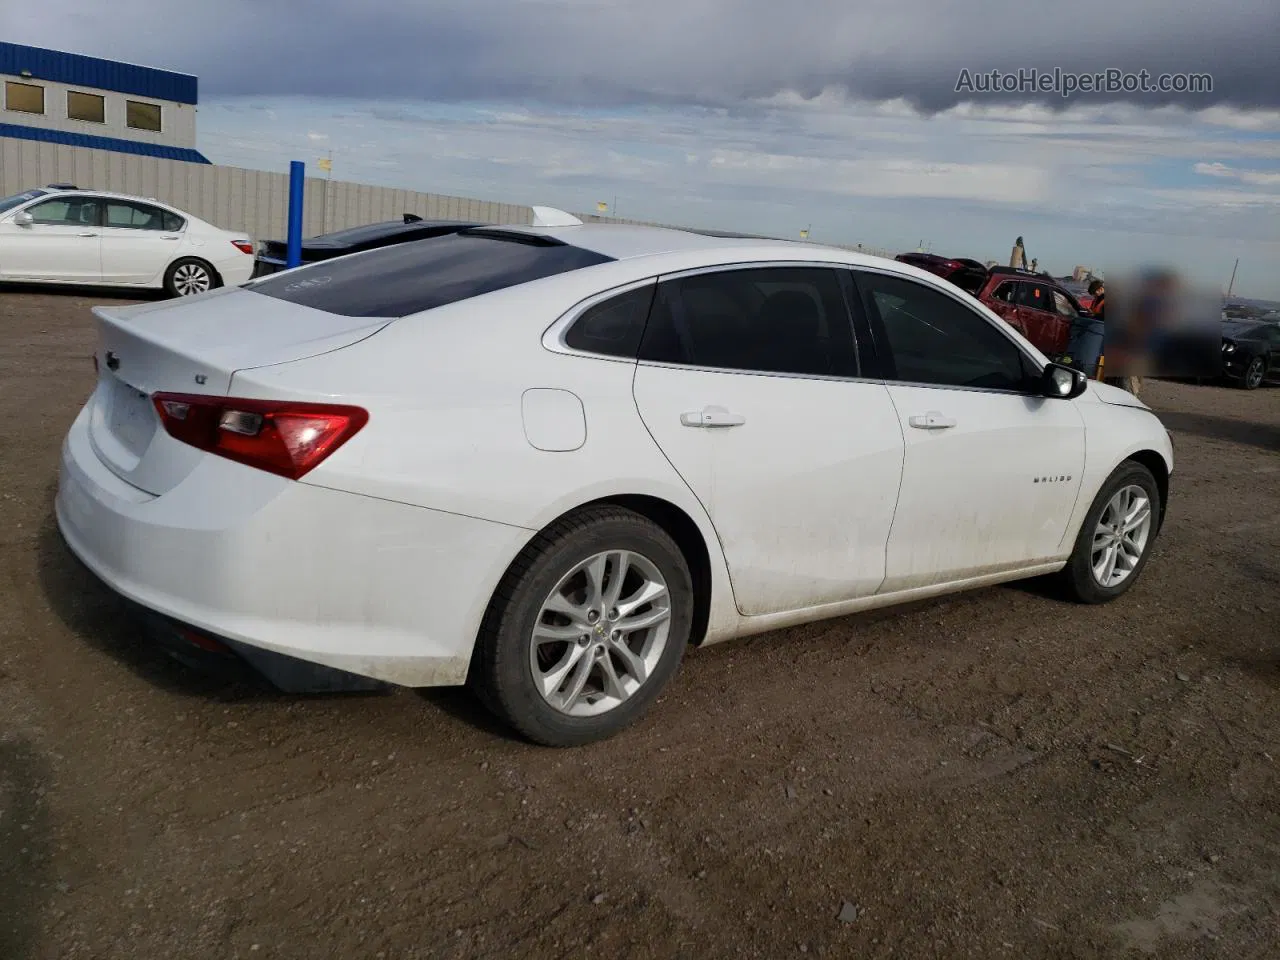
<box><xmin>0</xmin><ymin>72</ymin><xmax>196</xmax><ymax>148</ymax></box>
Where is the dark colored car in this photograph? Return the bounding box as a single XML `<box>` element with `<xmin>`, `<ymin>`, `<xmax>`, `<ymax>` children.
<box><xmin>894</xmin><ymin>252</ymin><xmax>989</xmax><ymax>295</ymax></box>
<box><xmin>1221</xmin><ymin>319</ymin><xmax>1280</xmax><ymax>389</ymax></box>
<box><xmin>253</xmin><ymin>214</ymin><xmax>482</xmax><ymax>276</ymax></box>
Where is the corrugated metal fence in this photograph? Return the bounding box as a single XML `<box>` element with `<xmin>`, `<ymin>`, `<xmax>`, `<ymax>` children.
<box><xmin>0</xmin><ymin>137</ymin><xmax>892</xmax><ymax>257</ymax></box>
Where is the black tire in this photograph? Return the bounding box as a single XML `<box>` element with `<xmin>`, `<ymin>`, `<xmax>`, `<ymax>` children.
<box><xmin>469</xmin><ymin>506</ymin><xmax>694</xmax><ymax>747</ymax></box>
<box><xmin>1057</xmin><ymin>460</ymin><xmax>1162</xmax><ymax>604</ymax></box>
<box><xmin>1239</xmin><ymin>356</ymin><xmax>1266</xmax><ymax>390</ymax></box>
<box><xmin>163</xmin><ymin>257</ymin><xmax>220</xmax><ymax>298</ymax></box>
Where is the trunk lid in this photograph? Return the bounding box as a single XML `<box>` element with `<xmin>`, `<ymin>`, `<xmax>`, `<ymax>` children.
<box><xmin>87</xmin><ymin>287</ymin><xmax>391</xmax><ymax>495</ymax></box>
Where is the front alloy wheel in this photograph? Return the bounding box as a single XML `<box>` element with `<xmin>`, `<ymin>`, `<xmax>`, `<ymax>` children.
<box><xmin>1243</xmin><ymin>357</ymin><xmax>1265</xmax><ymax>390</ymax></box>
<box><xmin>1058</xmin><ymin>460</ymin><xmax>1162</xmax><ymax>604</ymax></box>
<box><xmin>1090</xmin><ymin>484</ymin><xmax>1153</xmax><ymax>588</ymax></box>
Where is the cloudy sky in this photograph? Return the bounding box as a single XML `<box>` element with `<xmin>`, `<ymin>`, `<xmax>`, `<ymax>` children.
<box><xmin>6</xmin><ymin>0</ymin><xmax>1279</xmax><ymax>298</ymax></box>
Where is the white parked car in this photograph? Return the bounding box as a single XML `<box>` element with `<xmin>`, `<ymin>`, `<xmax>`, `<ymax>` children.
<box><xmin>55</xmin><ymin>208</ymin><xmax>1173</xmax><ymax>746</ymax></box>
<box><xmin>0</xmin><ymin>186</ymin><xmax>255</xmax><ymax>297</ymax></box>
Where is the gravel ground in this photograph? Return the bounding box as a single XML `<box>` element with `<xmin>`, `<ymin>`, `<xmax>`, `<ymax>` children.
<box><xmin>1</xmin><ymin>288</ymin><xmax>1277</xmax><ymax>960</ymax></box>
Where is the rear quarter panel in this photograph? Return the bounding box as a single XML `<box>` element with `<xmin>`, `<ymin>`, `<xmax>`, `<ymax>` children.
<box><xmin>228</xmin><ymin>265</ymin><xmax>744</xmax><ymax>643</ymax></box>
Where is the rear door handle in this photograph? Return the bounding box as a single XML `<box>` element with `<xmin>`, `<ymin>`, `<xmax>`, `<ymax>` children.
<box><xmin>78</xmin><ymin>232</ymin><xmax>97</xmax><ymax>237</ymax></box>
<box><xmin>161</xmin><ymin>235</ymin><xmax>181</xmax><ymax>240</ymax></box>
<box><xmin>908</xmin><ymin>411</ymin><xmax>956</xmax><ymax>430</ymax></box>
<box><xmin>681</xmin><ymin>405</ymin><xmax>746</xmax><ymax>428</ymax></box>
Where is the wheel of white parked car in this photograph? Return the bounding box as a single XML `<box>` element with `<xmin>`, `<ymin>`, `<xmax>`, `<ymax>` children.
<box><xmin>469</xmin><ymin>506</ymin><xmax>694</xmax><ymax>747</ymax></box>
<box><xmin>1057</xmin><ymin>460</ymin><xmax>1162</xmax><ymax>604</ymax></box>
<box><xmin>165</xmin><ymin>257</ymin><xmax>218</xmax><ymax>298</ymax></box>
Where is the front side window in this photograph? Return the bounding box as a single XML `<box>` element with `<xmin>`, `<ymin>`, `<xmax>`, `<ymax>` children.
<box><xmin>26</xmin><ymin>196</ymin><xmax>101</xmax><ymax>226</ymax></box>
<box><xmin>5</xmin><ymin>81</ymin><xmax>44</xmax><ymax>114</ymax></box>
<box><xmin>126</xmin><ymin>100</ymin><xmax>162</xmax><ymax>131</ymax></box>
<box><xmin>564</xmin><ymin>284</ymin><xmax>655</xmax><ymax>358</ymax></box>
<box><xmin>104</xmin><ymin>201</ymin><xmax>170</xmax><ymax>230</ymax></box>
<box><xmin>638</xmin><ymin>266</ymin><xmax>858</xmax><ymax>378</ymax></box>
<box><xmin>1052</xmin><ymin>290</ymin><xmax>1079</xmax><ymax>317</ymax></box>
<box><xmin>67</xmin><ymin>91</ymin><xmax>105</xmax><ymax>123</ymax></box>
<box><xmin>991</xmin><ymin>281</ymin><xmax>1017</xmax><ymax>303</ymax></box>
<box><xmin>854</xmin><ymin>271</ymin><xmax>1033</xmax><ymax>392</ymax></box>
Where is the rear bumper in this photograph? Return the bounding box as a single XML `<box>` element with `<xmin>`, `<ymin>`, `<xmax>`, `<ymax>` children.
<box><xmin>251</xmin><ymin>256</ymin><xmax>286</xmax><ymax>278</ymax></box>
<box><xmin>133</xmin><ymin>603</ymin><xmax>391</xmax><ymax>692</ymax></box>
<box><xmin>55</xmin><ymin>403</ymin><xmax>532</xmax><ymax>689</ymax></box>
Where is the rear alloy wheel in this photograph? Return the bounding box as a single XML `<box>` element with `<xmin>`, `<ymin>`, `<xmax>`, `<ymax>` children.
<box><xmin>470</xmin><ymin>506</ymin><xmax>693</xmax><ymax>747</ymax></box>
<box><xmin>1241</xmin><ymin>357</ymin><xmax>1266</xmax><ymax>390</ymax></box>
<box><xmin>164</xmin><ymin>258</ymin><xmax>218</xmax><ymax>298</ymax></box>
<box><xmin>1057</xmin><ymin>461</ymin><xmax>1161</xmax><ymax>604</ymax></box>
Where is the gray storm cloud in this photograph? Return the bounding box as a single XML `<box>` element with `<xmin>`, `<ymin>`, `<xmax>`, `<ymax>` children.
<box><xmin>4</xmin><ymin>0</ymin><xmax>1277</xmax><ymax>112</ymax></box>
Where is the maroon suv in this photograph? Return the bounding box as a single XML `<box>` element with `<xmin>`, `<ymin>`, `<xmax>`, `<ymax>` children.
<box><xmin>894</xmin><ymin>254</ymin><xmax>1089</xmax><ymax>359</ymax></box>
<box><xmin>976</xmin><ymin>267</ymin><xmax>1089</xmax><ymax>358</ymax></box>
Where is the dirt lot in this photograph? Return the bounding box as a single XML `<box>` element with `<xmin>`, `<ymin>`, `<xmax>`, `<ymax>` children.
<box><xmin>1</xmin><ymin>288</ymin><xmax>1277</xmax><ymax>960</ymax></box>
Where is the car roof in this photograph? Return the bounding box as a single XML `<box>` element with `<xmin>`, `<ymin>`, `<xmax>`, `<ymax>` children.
<box><xmin>477</xmin><ymin>221</ymin><xmax>886</xmax><ymax>268</ymax></box>
<box><xmin>23</xmin><ymin>187</ymin><xmax>184</xmax><ymax>209</ymax></box>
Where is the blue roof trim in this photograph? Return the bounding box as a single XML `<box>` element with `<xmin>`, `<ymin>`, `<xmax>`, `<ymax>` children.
<box><xmin>0</xmin><ymin>123</ymin><xmax>211</xmax><ymax>164</ymax></box>
<box><xmin>0</xmin><ymin>42</ymin><xmax>197</xmax><ymax>105</ymax></box>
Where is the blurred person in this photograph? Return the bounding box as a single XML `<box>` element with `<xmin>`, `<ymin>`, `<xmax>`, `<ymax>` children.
<box><xmin>1010</xmin><ymin>236</ymin><xmax>1028</xmax><ymax>270</ymax></box>
<box><xmin>1088</xmin><ymin>278</ymin><xmax>1105</xmax><ymax>319</ymax></box>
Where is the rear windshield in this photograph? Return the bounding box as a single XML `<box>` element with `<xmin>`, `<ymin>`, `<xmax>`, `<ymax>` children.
<box><xmin>247</xmin><ymin>231</ymin><xmax>615</xmax><ymax>317</ymax></box>
<box><xmin>0</xmin><ymin>189</ymin><xmax>47</xmax><ymax>214</ymax></box>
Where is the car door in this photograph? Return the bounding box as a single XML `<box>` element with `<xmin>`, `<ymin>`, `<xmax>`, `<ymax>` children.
<box><xmin>985</xmin><ymin>279</ymin><xmax>1024</xmax><ymax>333</ymax></box>
<box><xmin>849</xmin><ymin>268</ymin><xmax>1086</xmax><ymax>592</ymax></box>
<box><xmin>99</xmin><ymin>200</ymin><xmax>185</xmax><ymax>283</ymax></box>
<box><xmin>1013</xmin><ymin>280</ymin><xmax>1067</xmax><ymax>355</ymax></box>
<box><xmin>631</xmin><ymin>264</ymin><xmax>906</xmax><ymax>616</ymax></box>
<box><xmin>0</xmin><ymin>195</ymin><xmax>102</xmax><ymax>282</ymax></box>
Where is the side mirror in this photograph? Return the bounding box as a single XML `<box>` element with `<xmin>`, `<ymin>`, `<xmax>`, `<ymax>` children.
<box><xmin>1041</xmin><ymin>362</ymin><xmax>1088</xmax><ymax>400</ymax></box>
<box><xmin>14</xmin><ymin>210</ymin><xmax>34</xmax><ymax>226</ymax></box>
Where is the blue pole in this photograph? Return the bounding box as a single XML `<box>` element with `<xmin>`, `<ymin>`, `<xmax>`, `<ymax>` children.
<box><xmin>286</xmin><ymin>160</ymin><xmax>305</xmax><ymax>269</ymax></box>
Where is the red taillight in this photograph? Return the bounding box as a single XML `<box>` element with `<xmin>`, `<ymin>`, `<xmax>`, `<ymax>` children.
<box><xmin>231</xmin><ymin>240</ymin><xmax>254</xmax><ymax>255</ymax></box>
<box><xmin>151</xmin><ymin>392</ymin><xmax>368</xmax><ymax>480</ymax></box>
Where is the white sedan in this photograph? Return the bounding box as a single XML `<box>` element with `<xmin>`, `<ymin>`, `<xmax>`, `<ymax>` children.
<box><xmin>55</xmin><ymin>208</ymin><xmax>1173</xmax><ymax>746</ymax></box>
<box><xmin>0</xmin><ymin>186</ymin><xmax>255</xmax><ymax>297</ymax></box>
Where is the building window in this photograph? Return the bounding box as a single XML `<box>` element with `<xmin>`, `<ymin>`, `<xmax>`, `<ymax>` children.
<box><xmin>67</xmin><ymin>90</ymin><xmax>106</xmax><ymax>123</ymax></box>
<box><xmin>4</xmin><ymin>81</ymin><xmax>45</xmax><ymax>115</ymax></box>
<box><xmin>126</xmin><ymin>100</ymin><xmax>162</xmax><ymax>132</ymax></box>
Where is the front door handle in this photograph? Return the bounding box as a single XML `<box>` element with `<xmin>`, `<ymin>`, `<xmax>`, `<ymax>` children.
<box><xmin>78</xmin><ymin>231</ymin><xmax>98</xmax><ymax>237</ymax></box>
<box><xmin>680</xmin><ymin>405</ymin><xmax>746</xmax><ymax>428</ymax></box>
<box><xmin>908</xmin><ymin>411</ymin><xmax>957</xmax><ymax>430</ymax></box>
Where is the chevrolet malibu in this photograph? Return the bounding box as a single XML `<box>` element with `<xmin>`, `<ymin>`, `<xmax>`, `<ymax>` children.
<box><xmin>55</xmin><ymin>208</ymin><xmax>1173</xmax><ymax>747</ymax></box>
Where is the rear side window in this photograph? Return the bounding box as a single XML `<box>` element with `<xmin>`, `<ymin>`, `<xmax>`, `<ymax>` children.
<box><xmin>1016</xmin><ymin>282</ymin><xmax>1053</xmax><ymax>312</ymax></box>
<box><xmin>563</xmin><ymin>284</ymin><xmax>655</xmax><ymax>358</ymax></box>
<box><xmin>638</xmin><ymin>266</ymin><xmax>858</xmax><ymax>378</ymax></box>
<box><xmin>247</xmin><ymin>232</ymin><xmax>615</xmax><ymax>318</ymax></box>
